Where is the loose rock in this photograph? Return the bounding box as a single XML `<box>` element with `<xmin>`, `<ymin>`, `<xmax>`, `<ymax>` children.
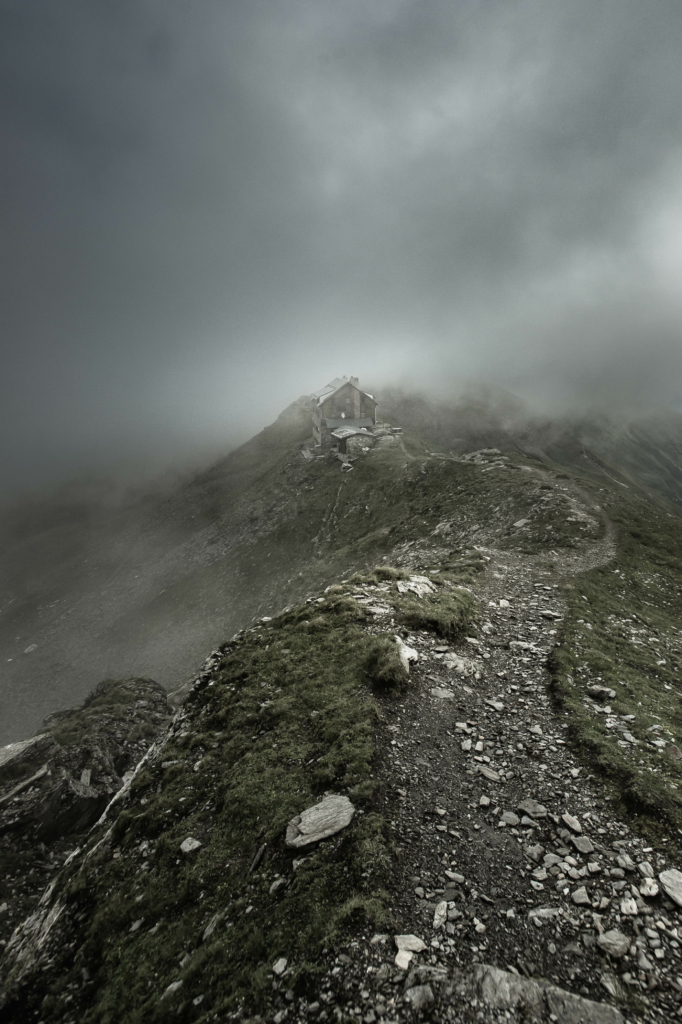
<box><xmin>659</xmin><ymin>868</ymin><xmax>682</xmax><ymax>907</ymax></box>
<box><xmin>285</xmin><ymin>794</ymin><xmax>355</xmax><ymax>848</ymax></box>
<box><xmin>180</xmin><ymin>837</ymin><xmax>201</xmax><ymax>854</ymax></box>
<box><xmin>597</xmin><ymin>929</ymin><xmax>630</xmax><ymax>958</ymax></box>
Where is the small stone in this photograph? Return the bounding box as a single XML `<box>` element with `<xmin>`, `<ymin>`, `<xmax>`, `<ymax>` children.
<box><xmin>597</xmin><ymin>929</ymin><xmax>630</xmax><ymax>958</ymax></box>
<box><xmin>130</xmin><ymin>919</ymin><xmax>143</xmax><ymax>933</ymax></box>
<box><xmin>404</xmin><ymin>984</ymin><xmax>434</xmax><ymax>1012</ymax></box>
<box><xmin>616</xmin><ymin>853</ymin><xmax>636</xmax><ymax>871</ymax></box>
<box><xmin>477</xmin><ymin>765</ymin><xmax>501</xmax><ymax>782</ymax></box>
<box><xmin>395</xmin><ymin>934</ymin><xmax>427</xmax><ymax>952</ymax></box>
<box><xmin>528</xmin><ymin>907</ymin><xmax>562</xmax><ymax>922</ymax></box>
<box><xmin>638</xmin><ymin>951</ymin><xmax>654</xmax><ymax>971</ymax></box>
<box><xmin>638</xmin><ymin>861</ymin><xmax>654</xmax><ymax>878</ymax></box>
<box><xmin>572</xmin><ymin>886</ymin><xmax>591</xmax><ymax>905</ymax></box>
<box><xmin>620</xmin><ymin>898</ymin><xmax>638</xmax><ymax>916</ymax></box>
<box><xmin>162</xmin><ymin>980</ymin><xmax>183</xmax><ymax>998</ymax></box>
<box><xmin>640</xmin><ymin>878</ymin><xmax>659</xmax><ymax>898</ymax></box>
<box><xmin>444</xmin><ymin>870</ymin><xmax>465</xmax><ymax>884</ymax></box>
<box><xmin>518</xmin><ymin>799</ymin><xmax>548</xmax><ymax>819</ymax></box>
<box><xmin>499</xmin><ymin>599</ymin><xmax>510</xmax><ymax>608</ymax></box>
<box><xmin>433</xmin><ymin>901</ymin><xmax>448</xmax><ymax>930</ymax></box>
<box><xmin>513</xmin><ymin>518</ymin><xmax>529</xmax><ymax>528</ymax></box>
<box><xmin>395</xmin><ymin>636</ymin><xmax>419</xmax><ymax>672</ymax></box>
<box><xmin>587</xmin><ymin>684</ymin><xmax>616</xmax><ymax>701</ymax></box>
<box><xmin>571</xmin><ymin>836</ymin><xmax>595</xmax><ymax>855</ymax></box>
<box><xmin>272</xmin><ymin>957</ymin><xmax>288</xmax><ymax>976</ymax></box>
<box><xmin>562</xmin><ymin>813</ymin><xmax>582</xmax><ymax>834</ymax></box>
<box><xmin>525</xmin><ymin>844</ymin><xmax>545</xmax><ymax>862</ymax></box>
<box><xmin>659</xmin><ymin>869</ymin><xmax>682</xmax><ymax>907</ymax></box>
<box><xmin>269</xmin><ymin>878</ymin><xmax>287</xmax><ymax>896</ymax></box>
<box><xmin>180</xmin><ymin>837</ymin><xmax>201</xmax><ymax>854</ymax></box>
<box><xmin>395</xmin><ymin>949</ymin><xmax>413</xmax><ymax>970</ymax></box>
<box><xmin>202</xmin><ymin>912</ymin><xmax>224</xmax><ymax>942</ymax></box>
<box><xmin>479</xmin><ymin>795</ymin><xmax>491</xmax><ymax>807</ymax></box>
<box><xmin>461</xmin><ymin>739</ymin><xmax>472</xmax><ymax>751</ymax></box>
<box><xmin>500</xmin><ymin>811</ymin><xmax>520</xmax><ymax>827</ymax></box>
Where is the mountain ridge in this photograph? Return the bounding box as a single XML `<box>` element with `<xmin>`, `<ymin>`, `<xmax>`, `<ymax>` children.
<box><xmin>2</xmin><ymin>415</ymin><xmax>682</xmax><ymax>1022</ymax></box>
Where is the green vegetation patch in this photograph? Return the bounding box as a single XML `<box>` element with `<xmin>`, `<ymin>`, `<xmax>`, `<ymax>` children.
<box><xmin>24</xmin><ymin>600</ymin><xmax>398</xmax><ymax>1023</ymax></box>
<box><xmin>548</xmin><ymin>485</ymin><xmax>682</xmax><ymax>854</ymax></box>
<box><xmin>363</xmin><ymin>636</ymin><xmax>409</xmax><ymax>691</ymax></box>
<box><xmin>394</xmin><ymin>585</ymin><xmax>475</xmax><ymax>640</ymax></box>
<box><xmin>45</xmin><ymin>678</ymin><xmax>165</xmax><ymax>747</ymax></box>
<box><xmin>497</xmin><ymin>473</ymin><xmax>606</xmax><ymax>554</ymax></box>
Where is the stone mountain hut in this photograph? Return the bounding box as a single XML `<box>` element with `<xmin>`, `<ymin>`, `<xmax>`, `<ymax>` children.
<box><xmin>311</xmin><ymin>377</ymin><xmax>378</xmax><ymax>447</ymax></box>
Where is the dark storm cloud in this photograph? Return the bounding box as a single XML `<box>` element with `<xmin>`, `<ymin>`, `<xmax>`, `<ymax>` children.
<box><xmin>2</xmin><ymin>0</ymin><xmax>682</xmax><ymax>492</ymax></box>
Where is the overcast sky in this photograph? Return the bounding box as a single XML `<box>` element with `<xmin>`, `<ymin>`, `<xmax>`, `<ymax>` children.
<box><xmin>2</xmin><ymin>0</ymin><xmax>682</xmax><ymax>494</ymax></box>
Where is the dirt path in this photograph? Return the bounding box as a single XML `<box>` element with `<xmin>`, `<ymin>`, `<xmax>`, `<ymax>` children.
<box><xmin>306</xmin><ymin>484</ymin><xmax>682</xmax><ymax>1022</ymax></box>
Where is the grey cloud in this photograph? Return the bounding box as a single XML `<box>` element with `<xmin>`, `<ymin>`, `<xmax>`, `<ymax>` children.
<box><xmin>2</xmin><ymin>0</ymin><xmax>682</xmax><ymax>494</ymax></box>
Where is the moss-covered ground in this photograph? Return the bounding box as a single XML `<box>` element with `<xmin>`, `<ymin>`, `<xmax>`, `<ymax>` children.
<box><xmin>548</xmin><ymin>481</ymin><xmax>682</xmax><ymax>857</ymax></box>
<box><xmin>16</xmin><ymin>569</ymin><xmax>475</xmax><ymax>1024</ymax></box>
<box><xmin>5</xmin><ymin>550</ymin><xmax>485</xmax><ymax>1023</ymax></box>
<box><xmin>44</xmin><ymin>678</ymin><xmax>166</xmax><ymax>748</ymax></box>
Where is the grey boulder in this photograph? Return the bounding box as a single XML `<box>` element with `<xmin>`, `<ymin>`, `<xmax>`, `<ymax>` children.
<box><xmin>462</xmin><ymin>964</ymin><xmax>624</xmax><ymax>1023</ymax></box>
<box><xmin>286</xmin><ymin>794</ymin><xmax>355</xmax><ymax>848</ymax></box>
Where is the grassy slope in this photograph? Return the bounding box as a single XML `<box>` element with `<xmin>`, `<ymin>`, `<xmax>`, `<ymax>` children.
<box><xmin>18</xmin><ymin>571</ymin><xmax>475</xmax><ymax>1023</ymax></box>
<box><xmin>65</xmin><ymin>596</ymin><xmax>395</xmax><ymax>1023</ymax></box>
<box><xmin>548</xmin><ymin>479</ymin><xmax>682</xmax><ymax>858</ymax></box>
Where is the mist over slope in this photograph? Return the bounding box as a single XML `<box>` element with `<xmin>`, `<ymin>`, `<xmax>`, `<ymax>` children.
<box><xmin>380</xmin><ymin>386</ymin><xmax>682</xmax><ymax>510</ymax></box>
<box><xmin>1</xmin><ymin>387</ymin><xmax>681</xmax><ymax>745</ymax></box>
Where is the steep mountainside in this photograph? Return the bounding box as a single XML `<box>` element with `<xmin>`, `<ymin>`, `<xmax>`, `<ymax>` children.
<box><xmin>2</xmin><ymin>388</ymin><xmax>681</xmax><ymax>745</ymax></box>
<box><xmin>2</xmin><ymin>427</ymin><xmax>682</xmax><ymax>1024</ymax></box>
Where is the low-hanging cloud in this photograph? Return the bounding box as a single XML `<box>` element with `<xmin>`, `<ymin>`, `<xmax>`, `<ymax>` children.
<box><xmin>2</xmin><ymin>0</ymin><xmax>682</xmax><ymax>494</ymax></box>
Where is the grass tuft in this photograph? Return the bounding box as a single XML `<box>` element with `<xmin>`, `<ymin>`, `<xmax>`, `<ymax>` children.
<box><xmin>395</xmin><ymin>587</ymin><xmax>475</xmax><ymax>640</ymax></box>
<box><xmin>364</xmin><ymin>637</ymin><xmax>408</xmax><ymax>690</ymax></box>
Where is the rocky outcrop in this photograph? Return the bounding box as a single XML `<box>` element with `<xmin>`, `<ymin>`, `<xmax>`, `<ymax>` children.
<box><xmin>0</xmin><ymin>677</ymin><xmax>169</xmax><ymax>949</ymax></box>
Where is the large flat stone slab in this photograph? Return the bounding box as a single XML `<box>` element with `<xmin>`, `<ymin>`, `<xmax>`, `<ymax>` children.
<box><xmin>0</xmin><ymin>734</ymin><xmax>56</xmax><ymax>775</ymax></box>
<box><xmin>285</xmin><ymin>794</ymin><xmax>355</xmax><ymax>848</ymax></box>
<box><xmin>464</xmin><ymin>964</ymin><xmax>624</xmax><ymax>1024</ymax></box>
